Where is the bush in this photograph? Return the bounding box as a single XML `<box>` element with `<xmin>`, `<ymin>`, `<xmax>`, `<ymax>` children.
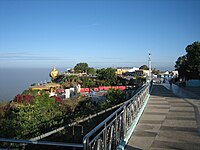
<box><xmin>13</xmin><ymin>94</ymin><xmax>33</xmax><ymax>104</ymax></box>
<box><xmin>0</xmin><ymin>92</ymin><xmax>70</xmax><ymax>139</ymax></box>
<box><xmin>74</xmin><ymin>99</ymin><xmax>97</xmax><ymax>117</ymax></box>
<box><xmin>51</xmin><ymin>96</ymin><xmax>63</xmax><ymax>103</ymax></box>
<box><xmin>100</xmin><ymin>89</ymin><xmax>126</xmax><ymax>109</ymax></box>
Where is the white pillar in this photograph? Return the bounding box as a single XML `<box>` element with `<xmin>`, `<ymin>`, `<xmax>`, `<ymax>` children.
<box><xmin>65</xmin><ymin>89</ymin><xmax>70</xmax><ymax>99</ymax></box>
<box><xmin>70</xmin><ymin>88</ymin><xmax>75</xmax><ymax>97</ymax></box>
<box><xmin>148</xmin><ymin>52</ymin><xmax>152</xmax><ymax>80</ymax></box>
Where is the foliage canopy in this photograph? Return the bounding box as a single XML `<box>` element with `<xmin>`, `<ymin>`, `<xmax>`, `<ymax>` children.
<box><xmin>74</xmin><ymin>63</ymin><xmax>88</xmax><ymax>73</ymax></box>
<box><xmin>96</xmin><ymin>68</ymin><xmax>117</xmax><ymax>85</ymax></box>
<box><xmin>139</xmin><ymin>65</ymin><xmax>149</xmax><ymax>70</ymax></box>
<box><xmin>175</xmin><ymin>41</ymin><xmax>200</xmax><ymax>79</ymax></box>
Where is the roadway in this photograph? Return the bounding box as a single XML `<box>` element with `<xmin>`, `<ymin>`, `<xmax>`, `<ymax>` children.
<box><xmin>126</xmin><ymin>83</ymin><xmax>200</xmax><ymax>150</ymax></box>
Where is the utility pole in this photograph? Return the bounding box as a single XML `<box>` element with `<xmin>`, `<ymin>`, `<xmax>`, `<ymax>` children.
<box><xmin>148</xmin><ymin>52</ymin><xmax>152</xmax><ymax>81</ymax></box>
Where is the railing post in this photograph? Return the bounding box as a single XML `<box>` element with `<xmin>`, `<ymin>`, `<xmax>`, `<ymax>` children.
<box><xmin>122</xmin><ymin>106</ymin><xmax>127</xmax><ymax>139</ymax></box>
<box><xmin>83</xmin><ymin>138</ymin><xmax>88</xmax><ymax>150</ymax></box>
<box><xmin>108</xmin><ymin>125</ymin><xmax>114</xmax><ymax>150</ymax></box>
<box><xmin>115</xmin><ymin>113</ymin><xmax>118</xmax><ymax>148</ymax></box>
<box><xmin>103</xmin><ymin>123</ymin><xmax>107</xmax><ymax>150</ymax></box>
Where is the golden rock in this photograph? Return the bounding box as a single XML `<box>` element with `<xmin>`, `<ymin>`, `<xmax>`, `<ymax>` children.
<box><xmin>50</xmin><ymin>66</ymin><xmax>59</xmax><ymax>79</ymax></box>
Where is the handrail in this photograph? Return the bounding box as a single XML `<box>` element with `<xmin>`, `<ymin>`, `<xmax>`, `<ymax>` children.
<box><xmin>83</xmin><ymin>83</ymin><xmax>148</xmax><ymax>139</ymax></box>
<box><xmin>82</xmin><ymin>82</ymin><xmax>151</xmax><ymax>150</ymax></box>
<box><xmin>0</xmin><ymin>138</ymin><xmax>83</xmax><ymax>148</ymax></box>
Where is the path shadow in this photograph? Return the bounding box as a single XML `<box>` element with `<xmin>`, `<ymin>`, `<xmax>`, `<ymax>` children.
<box><xmin>151</xmin><ymin>84</ymin><xmax>177</xmax><ymax>98</ymax></box>
<box><xmin>151</xmin><ymin>84</ymin><xmax>200</xmax><ymax>100</ymax></box>
<box><xmin>125</xmin><ymin>145</ymin><xmax>142</xmax><ymax>150</ymax></box>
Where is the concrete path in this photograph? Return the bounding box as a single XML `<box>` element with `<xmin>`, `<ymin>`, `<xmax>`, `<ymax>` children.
<box><xmin>125</xmin><ymin>84</ymin><xmax>200</xmax><ymax>150</ymax></box>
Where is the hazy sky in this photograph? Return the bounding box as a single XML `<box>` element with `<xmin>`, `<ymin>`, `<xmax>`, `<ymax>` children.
<box><xmin>0</xmin><ymin>0</ymin><xmax>200</xmax><ymax>70</ymax></box>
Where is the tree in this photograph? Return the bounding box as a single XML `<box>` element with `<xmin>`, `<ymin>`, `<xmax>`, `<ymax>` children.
<box><xmin>185</xmin><ymin>41</ymin><xmax>200</xmax><ymax>79</ymax></box>
<box><xmin>96</xmin><ymin>68</ymin><xmax>117</xmax><ymax>85</ymax></box>
<box><xmin>152</xmin><ymin>68</ymin><xmax>160</xmax><ymax>75</ymax></box>
<box><xmin>0</xmin><ymin>92</ymin><xmax>65</xmax><ymax>139</ymax></box>
<box><xmin>81</xmin><ymin>78</ymin><xmax>95</xmax><ymax>88</ymax></box>
<box><xmin>139</xmin><ymin>65</ymin><xmax>149</xmax><ymax>70</ymax></box>
<box><xmin>100</xmin><ymin>89</ymin><xmax>126</xmax><ymax>109</ymax></box>
<box><xmin>62</xmin><ymin>75</ymin><xmax>82</xmax><ymax>88</ymax></box>
<box><xmin>175</xmin><ymin>55</ymin><xmax>188</xmax><ymax>79</ymax></box>
<box><xmin>74</xmin><ymin>63</ymin><xmax>88</xmax><ymax>73</ymax></box>
<box><xmin>87</xmin><ymin>67</ymin><xmax>96</xmax><ymax>75</ymax></box>
<box><xmin>175</xmin><ymin>41</ymin><xmax>200</xmax><ymax>79</ymax></box>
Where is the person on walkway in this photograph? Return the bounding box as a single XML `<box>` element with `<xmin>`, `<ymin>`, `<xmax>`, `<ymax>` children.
<box><xmin>169</xmin><ymin>78</ymin><xmax>172</xmax><ymax>87</ymax></box>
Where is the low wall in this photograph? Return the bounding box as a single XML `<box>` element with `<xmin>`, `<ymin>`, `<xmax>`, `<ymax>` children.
<box><xmin>186</xmin><ymin>80</ymin><xmax>200</xmax><ymax>87</ymax></box>
<box><xmin>80</xmin><ymin>86</ymin><xmax>126</xmax><ymax>93</ymax></box>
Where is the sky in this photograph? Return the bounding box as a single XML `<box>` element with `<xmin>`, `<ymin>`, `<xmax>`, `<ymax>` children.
<box><xmin>0</xmin><ymin>0</ymin><xmax>200</xmax><ymax>70</ymax></box>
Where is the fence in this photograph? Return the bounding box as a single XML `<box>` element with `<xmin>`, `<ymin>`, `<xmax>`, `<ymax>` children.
<box><xmin>0</xmin><ymin>81</ymin><xmax>151</xmax><ymax>150</ymax></box>
<box><xmin>82</xmin><ymin>82</ymin><xmax>151</xmax><ymax>150</ymax></box>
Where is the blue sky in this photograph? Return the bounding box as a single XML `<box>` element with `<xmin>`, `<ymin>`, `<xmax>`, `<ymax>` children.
<box><xmin>0</xmin><ymin>0</ymin><xmax>200</xmax><ymax>70</ymax></box>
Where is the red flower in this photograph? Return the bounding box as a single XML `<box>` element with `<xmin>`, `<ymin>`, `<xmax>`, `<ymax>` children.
<box><xmin>51</xmin><ymin>96</ymin><xmax>62</xmax><ymax>102</ymax></box>
<box><xmin>13</xmin><ymin>94</ymin><xmax>33</xmax><ymax>104</ymax></box>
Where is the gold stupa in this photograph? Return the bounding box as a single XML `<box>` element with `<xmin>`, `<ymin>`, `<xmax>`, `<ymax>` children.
<box><xmin>50</xmin><ymin>66</ymin><xmax>59</xmax><ymax>79</ymax></box>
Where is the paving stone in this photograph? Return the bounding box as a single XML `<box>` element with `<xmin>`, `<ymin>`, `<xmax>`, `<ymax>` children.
<box><xmin>145</xmin><ymin>108</ymin><xmax>169</xmax><ymax>113</ymax></box>
<box><xmin>148</xmin><ymin>102</ymin><xmax>169</xmax><ymax>105</ymax></box>
<box><xmin>133</xmin><ymin>131</ymin><xmax>157</xmax><ymax>137</ymax></box>
<box><xmin>165</xmin><ymin>116</ymin><xmax>196</xmax><ymax>120</ymax></box>
<box><xmin>135</xmin><ymin>124</ymin><xmax>161</xmax><ymax>132</ymax></box>
<box><xmin>169</xmin><ymin>106</ymin><xmax>194</xmax><ymax>111</ymax></box>
<box><xmin>162</xmin><ymin>120</ymin><xmax>197</xmax><ymax>128</ymax></box>
<box><xmin>169</xmin><ymin>103</ymin><xmax>192</xmax><ymax>107</ymax></box>
<box><xmin>159</xmin><ymin>126</ymin><xmax>198</xmax><ymax>132</ymax></box>
<box><xmin>167</xmin><ymin>111</ymin><xmax>195</xmax><ymax>117</ymax></box>
<box><xmin>169</xmin><ymin>109</ymin><xmax>194</xmax><ymax>112</ymax></box>
<box><xmin>139</xmin><ymin>120</ymin><xmax>164</xmax><ymax>124</ymax></box>
<box><xmin>155</xmin><ymin>130</ymin><xmax>200</xmax><ymax>144</ymax></box>
<box><xmin>150</xmin><ymin>148</ymin><xmax>175</xmax><ymax>150</ymax></box>
<box><xmin>147</xmin><ymin>106</ymin><xmax>171</xmax><ymax>109</ymax></box>
<box><xmin>145</xmin><ymin>112</ymin><xmax>168</xmax><ymax>115</ymax></box>
<box><xmin>141</xmin><ymin>114</ymin><xmax>166</xmax><ymax>121</ymax></box>
<box><xmin>127</xmin><ymin>136</ymin><xmax>155</xmax><ymax>150</ymax></box>
<box><xmin>151</xmin><ymin>140</ymin><xmax>200</xmax><ymax>150</ymax></box>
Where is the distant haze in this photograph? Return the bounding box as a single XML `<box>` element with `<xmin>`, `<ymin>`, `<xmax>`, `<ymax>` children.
<box><xmin>0</xmin><ymin>65</ymin><xmax>173</xmax><ymax>102</ymax></box>
<box><xmin>0</xmin><ymin>68</ymin><xmax>52</xmax><ymax>101</ymax></box>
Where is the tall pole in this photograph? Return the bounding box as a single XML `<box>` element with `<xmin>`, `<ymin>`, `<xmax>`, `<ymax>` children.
<box><xmin>148</xmin><ymin>52</ymin><xmax>152</xmax><ymax>81</ymax></box>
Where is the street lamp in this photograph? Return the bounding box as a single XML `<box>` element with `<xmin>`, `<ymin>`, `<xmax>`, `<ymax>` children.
<box><xmin>148</xmin><ymin>52</ymin><xmax>152</xmax><ymax>81</ymax></box>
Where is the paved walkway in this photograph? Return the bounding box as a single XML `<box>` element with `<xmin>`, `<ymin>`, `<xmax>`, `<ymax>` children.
<box><xmin>126</xmin><ymin>84</ymin><xmax>200</xmax><ymax>150</ymax></box>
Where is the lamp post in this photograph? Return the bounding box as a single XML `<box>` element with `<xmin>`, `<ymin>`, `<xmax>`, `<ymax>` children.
<box><xmin>148</xmin><ymin>52</ymin><xmax>152</xmax><ymax>81</ymax></box>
